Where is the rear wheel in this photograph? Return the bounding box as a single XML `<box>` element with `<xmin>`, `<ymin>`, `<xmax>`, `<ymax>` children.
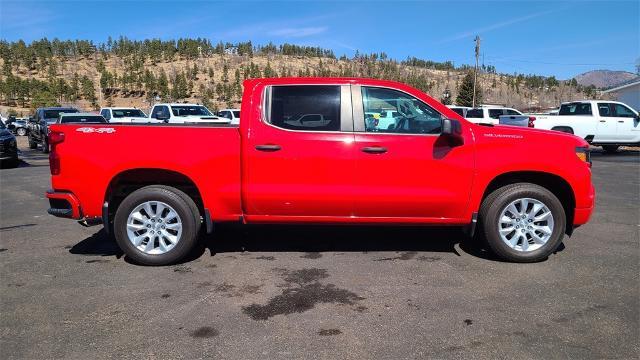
<box><xmin>602</xmin><ymin>145</ymin><xmax>619</xmax><ymax>154</ymax></box>
<box><xmin>113</xmin><ymin>186</ymin><xmax>201</xmax><ymax>266</ymax></box>
<box><xmin>479</xmin><ymin>183</ymin><xmax>566</xmax><ymax>262</ymax></box>
<box><xmin>17</xmin><ymin>128</ymin><xmax>27</xmax><ymax>136</ymax></box>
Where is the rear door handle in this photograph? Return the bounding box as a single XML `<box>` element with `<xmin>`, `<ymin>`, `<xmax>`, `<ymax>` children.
<box><xmin>361</xmin><ymin>146</ymin><xmax>388</xmax><ymax>154</ymax></box>
<box><xmin>599</xmin><ymin>120</ymin><xmax>606</xmax><ymax>123</ymax></box>
<box><xmin>255</xmin><ymin>144</ymin><xmax>281</xmax><ymax>152</ymax></box>
<box><xmin>618</xmin><ymin>120</ymin><xmax>625</xmax><ymax>123</ymax></box>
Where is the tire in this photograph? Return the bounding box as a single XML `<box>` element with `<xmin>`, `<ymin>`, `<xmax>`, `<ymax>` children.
<box><xmin>479</xmin><ymin>183</ymin><xmax>566</xmax><ymax>263</ymax></box>
<box><xmin>113</xmin><ymin>185</ymin><xmax>201</xmax><ymax>266</ymax></box>
<box><xmin>602</xmin><ymin>145</ymin><xmax>619</xmax><ymax>154</ymax></box>
<box><xmin>41</xmin><ymin>136</ymin><xmax>49</xmax><ymax>153</ymax></box>
<box><xmin>28</xmin><ymin>137</ymin><xmax>38</xmax><ymax>149</ymax></box>
<box><xmin>17</xmin><ymin>128</ymin><xmax>27</xmax><ymax>136</ymax></box>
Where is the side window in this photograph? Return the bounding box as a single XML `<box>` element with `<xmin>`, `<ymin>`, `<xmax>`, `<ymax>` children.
<box><xmin>613</xmin><ymin>104</ymin><xmax>636</xmax><ymax>117</ymax></box>
<box><xmin>268</xmin><ymin>85</ymin><xmax>340</xmax><ymax>131</ymax></box>
<box><xmin>489</xmin><ymin>109</ymin><xmax>504</xmax><ymax>119</ymax></box>
<box><xmin>221</xmin><ymin>111</ymin><xmax>231</xmax><ymax>119</ymax></box>
<box><xmin>151</xmin><ymin>106</ymin><xmax>169</xmax><ymax>119</ymax></box>
<box><xmin>597</xmin><ymin>103</ymin><xmax>611</xmax><ymax>116</ymax></box>
<box><xmin>577</xmin><ymin>103</ymin><xmax>592</xmax><ymax>115</ymax></box>
<box><xmin>362</xmin><ymin>87</ymin><xmax>442</xmax><ymax>134</ymax></box>
<box><xmin>101</xmin><ymin>109</ymin><xmax>111</xmax><ymax>120</ymax></box>
<box><xmin>505</xmin><ymin>109</ymin><xmax>521</xmax><ymax>115</ymax></box>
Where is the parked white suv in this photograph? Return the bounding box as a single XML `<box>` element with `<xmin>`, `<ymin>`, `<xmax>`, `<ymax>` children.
<box><xmin>149</xmin><ymin>103</ymin><xmax>230</xmax><ymax>124</ymax></box>
<box><xmin>217</xmin><ymin>109</ymin><xmax>241</xmax><ymax>125</ymax></box>
<box><xmin>100</xmin><ymin>107</ymin><xmax>161</xmax><ymax>123</ymax></box>
<box><xmin>465</xmin><ymin>106</ymin><xmax>523</xmax><ymax>124</ymax></box>
<box><xmin>534</xmin><ymin>100</ymin><xmax>639</xmax><ymax>153</ymax></box>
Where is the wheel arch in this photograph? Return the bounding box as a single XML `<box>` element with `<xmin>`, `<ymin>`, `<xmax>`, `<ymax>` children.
<box><xmin>480</xmin><ymin>171</ymin><xmax>576</xmax><ymax>234</ymax></box>
<box><xmin>104</xmin><ymin>168</ymin><xmax>205</xmax><ymax>222</ymax></box>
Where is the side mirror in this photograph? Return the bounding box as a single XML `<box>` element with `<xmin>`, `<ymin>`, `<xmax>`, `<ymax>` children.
<box><xmin>441</xmin><ymin>118</ymin><xmax>464</xmax><ymax>144</ymax></box>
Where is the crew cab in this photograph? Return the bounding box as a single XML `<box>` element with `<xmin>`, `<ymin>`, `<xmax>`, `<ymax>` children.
<box><xmin>28</xmin><ymin>107</ymin><xmax>79</xmax><ymax>153</ymax></box>
<box><xmin>45</xmin><ymin>78</ymin><xmax>595</xmax><ymax>266</ymax></box>
<box><xmin>533</xmin><ymin>100</ymin><xmax>640</xmax><ymax>153</ymax></box>
<box><xmin>100</xmin><ymin>107</ymin><xmax>160</xmax><ymax>123</ymax></box>
<box><xmin>149</xmin><ymin>103</ymin><xmax>230</xmax><ymax>124</ymax></box>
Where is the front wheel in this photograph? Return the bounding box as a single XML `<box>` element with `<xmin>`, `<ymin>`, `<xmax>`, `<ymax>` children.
<box><xmin>17</xmin><ymin>128</ymin><xmax>27</xmax><ymax>136</ymax></box>
<box><xmin>113</xmin><ymin>186</ymin><xmax>201</xmax><ymax>265</ymax></box>
<box><xmin>41</xmin><ymin>136</ymin><xmax>49</xmax><ymax>153</ymax></box>
<box><xmin>28</xmin><ymin>137</ymin><xmax>38</xmax><ymax>149</ymax></box>
<box><xmin>479</xmin><ymin>183</ymin><xmax>566</xmax><ymax>263</ymax></box>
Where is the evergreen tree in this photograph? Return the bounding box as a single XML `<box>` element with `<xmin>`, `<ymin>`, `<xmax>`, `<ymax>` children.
<box><xmin>456</xmin><ymin>71</ymin><xmax>481</xmax><ymax>107</ymax></box>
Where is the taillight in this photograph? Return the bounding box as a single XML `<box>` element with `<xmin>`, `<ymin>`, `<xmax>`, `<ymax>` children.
<box><xmin>528</xmin><ymin>116</ymin><xmax>536</xmax><ymax>128</ymax></box>
<box><xmin>49</xmin><ymin>130</ymin><xmax>64</xmax><ymax>175</ymax></box>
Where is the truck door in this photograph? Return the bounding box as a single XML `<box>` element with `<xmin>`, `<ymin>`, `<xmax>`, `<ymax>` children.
<box><xmin>595</xmin><ymin>103</ymin><xmax>618</xmax><ymax>141</ymax></box>
<box><xmin>611</xmin><ymin>103</ymin><xmax>639</xmax><ymax>142</ymax></box>
<box><xmin>244</xmin><ymin>84</ymin><xmax>355</xmax><ymax>217</ymax></box>
<box><xmin>352</xmin><ymin>86</ymin><xmax>474</xmax><ymax>220</ymax></box>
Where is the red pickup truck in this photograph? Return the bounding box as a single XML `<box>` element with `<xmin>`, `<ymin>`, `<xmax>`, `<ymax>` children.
<box><xmin>46</xmin><ymin>77</ymin><xmax>595</xmax><ymax>265</ymax></box>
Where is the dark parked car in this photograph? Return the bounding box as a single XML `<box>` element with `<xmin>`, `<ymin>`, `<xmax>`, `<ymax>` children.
<box><xmin>0</xmin><ymin>121</ymin><xmax>19</xmax><ymax>167</ymax></box>
<box><xmin>28</xmin><ymin>107</ymin><xmax>79</xmax><ymax>153</ymax></box>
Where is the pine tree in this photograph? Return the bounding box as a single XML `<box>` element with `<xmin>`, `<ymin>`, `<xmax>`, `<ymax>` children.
<box><xmin>456</xmin><ymin>71</ymin><xmax>481</xmax><ymax>107</ymax></box>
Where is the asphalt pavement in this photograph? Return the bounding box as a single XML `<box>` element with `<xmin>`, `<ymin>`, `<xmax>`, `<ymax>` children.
<box><xmin>1</xmin><ymin>137</ymin><xmax>638</xmax><ymax>359</ymax></box>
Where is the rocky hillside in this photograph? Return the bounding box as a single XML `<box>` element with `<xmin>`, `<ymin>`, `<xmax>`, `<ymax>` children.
<box><xmin>574</xmin><ymin>70</ymin><xmax>638</xmax><ymax>89</ymax></box>
<box><xmin>0</xmin><ymin>38</ymin><xmax>600</xmax><ymax>116</ymax></box>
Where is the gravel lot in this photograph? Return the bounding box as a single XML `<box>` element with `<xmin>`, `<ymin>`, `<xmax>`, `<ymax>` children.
<box><xmin>1</xmin><ymin>137</ymin><xmax>638</xmax><ymax>359</ymax></box>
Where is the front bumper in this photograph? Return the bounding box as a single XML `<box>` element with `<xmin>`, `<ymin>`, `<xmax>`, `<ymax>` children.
<box><xmin>573</xmin><ymin>183</ymin><xmax>595</xmax><ymax>226</ymax></box>
<box><xmin>46</xmin><ymin>190</ymin><xmax>83</xmax><ymax>219</ymax></box>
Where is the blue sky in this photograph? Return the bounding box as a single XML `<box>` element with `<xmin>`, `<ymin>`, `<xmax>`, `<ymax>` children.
<box><xmin>1</xmin><ymin>0</ymin><xmax>638</xmax><ymax>79</ymax></box>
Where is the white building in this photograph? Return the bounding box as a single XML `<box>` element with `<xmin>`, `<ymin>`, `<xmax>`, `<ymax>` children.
<box><xmin>602</xmin><ymin>79</ymin><xmax>640</xmax><ymax>111</ymax></box>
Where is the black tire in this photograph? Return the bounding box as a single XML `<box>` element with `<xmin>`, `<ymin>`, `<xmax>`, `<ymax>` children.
<box><xmin>602</xmin><ymin>145</ymin><xmax>619</xmax><ymax>154</ymax></box>
<box><xmin>28</xmin><ymin>137</ymin><xmax>38</xmax><ymax>149</ymax></box>
<box><xmin>41</xmin><ymin>136</ymin><xmax>49</xmax><ymax>153</ymax></box>
<box><xmin>479</xmin><ymin>183</ymin><xmax>566</xmax><ymax>263</ymax></box>
<box><xmin>113</xmin><ymin>185</ymin><xmax>201</xmax><ymax>266</ymax></box>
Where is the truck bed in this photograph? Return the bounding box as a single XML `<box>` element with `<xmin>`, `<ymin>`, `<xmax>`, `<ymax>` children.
<box><xmin>49</xmin><ymin>123</ymin><xmax>242</xmax><ymax>221</ymax></box>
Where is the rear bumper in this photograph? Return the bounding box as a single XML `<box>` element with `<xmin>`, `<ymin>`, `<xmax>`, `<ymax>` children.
<box><xmin>46</xmin><ymin>190</ymin><xmax>82</xmax><ymax>219</ymax></box>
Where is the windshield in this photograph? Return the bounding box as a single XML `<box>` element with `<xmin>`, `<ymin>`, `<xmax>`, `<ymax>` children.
<box><xmin>60</xmin><ymin>115</ymin><xmax>106</xmax><ymax>124</ymax></box>
<box><xmin>170</xmin><ymin>105</ymin><xmax>212</xmax><ymax>117</ymax></box>
<box><xmin>112</xmin><ymin>109</ymin><xmax>146</xmax><ymax>118</ymax></box>
<box><xmin>233</xmin><ymin>111</ymin><xmax>240</xmax><ymax>118</ymax></box>
<box><xmin>466</xmin><ymin>109</ymin><xmax>484</xmax><ymax>118</ymax></box>
<box><xmin>44</xmin><ymin>109</ymin><xmax>78</xmax><ymax>120</ymax></box>
<box><xmin>559</xmin><ymin>103</ymin><xmax>592</xmax><ymax>116</ymax></box>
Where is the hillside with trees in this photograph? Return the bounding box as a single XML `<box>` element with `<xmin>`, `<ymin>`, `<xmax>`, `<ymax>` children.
<box><xmin>0</xmin><ymin>37</ymin><xmax>602</xmax><ymax>116</ymax></box>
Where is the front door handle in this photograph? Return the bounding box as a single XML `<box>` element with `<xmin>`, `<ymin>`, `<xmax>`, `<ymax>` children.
<box><xmin>361</xmin><ymin>146</ymin><xmax>388</xmax><ymax>154</ymax></box>
<box><xmin>618</xmin><ymin>120</ymin><xmax>625</xmax><ymax>123</ymax></box>
<box><xmin>599</xmin><ymin>120</ymin><xmax>606</xmax><ymax>123</ymax></box>
<box><xmin>255</xmin><ymin>144</ymin><xmax>281</xmax><ymax>152</ymax></box>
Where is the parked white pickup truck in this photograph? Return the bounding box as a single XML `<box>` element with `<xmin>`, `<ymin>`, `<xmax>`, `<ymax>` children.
<box><xmin>100</xmin><ymin>107</ymin><xmax>162</xmax><ymax>123</ymax></box>
<box><xmin>149</xmin><ymin>103</ymin><xmax>230</xmax><ymax>124</ymax></box>
<box><xmin>534</xmin><ymin>100</ymin><xmax>639</xmax><ymax>153</ymax></box>
<box><xmin>465</xmin><ymin>105</ymin><xmax>524</xmax><ymax>125</ymax></box>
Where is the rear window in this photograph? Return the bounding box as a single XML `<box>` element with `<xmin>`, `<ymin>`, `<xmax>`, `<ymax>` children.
<box><xmin>44</xmin><ymin>109</ymin><xmax>78</xmax><ymax>120</ymax></box>
<box><xmin>112</xmin><ymin>109</ymin><xmax>146</xmax><ymax>118</ymax></box>
<box><xmin>559</xmin><ymin>103</ymin><xmax>592</xmax><ymax>116</ymax></box>
<box><xmin>268</xmin><ymin>85</ymin><xmax>341</xmax><ymax>131</ymax></box>
<box><xmin>60</xmin><ymin>115</ymin><xmax>106</xmax><ymax>124</ymax></box>
<box><xmin>466</xmin><ymin>109</ymin><xmax>484</xmax><ymax>118</ymax></box>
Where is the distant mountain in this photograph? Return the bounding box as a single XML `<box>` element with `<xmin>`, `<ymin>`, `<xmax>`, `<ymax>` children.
<box><xmin>574</xmin><ymin>70</ymin><xmax>639</xmax><ymax>89</ymax></box>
